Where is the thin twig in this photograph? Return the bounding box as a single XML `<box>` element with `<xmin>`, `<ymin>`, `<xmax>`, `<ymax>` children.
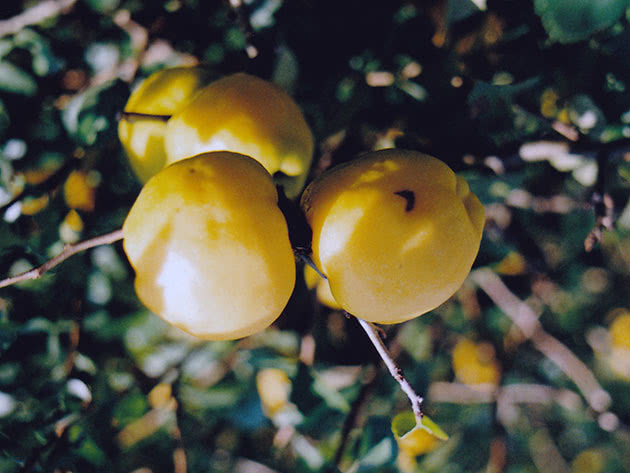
<box><xmin>0</xmin><ymin>229</ymin><xmax>123</xmax><ymax>289</ymax></box>
<box><xmin>428</xmin><ymin>381</ymin><xmax>582</xmax><ymax>410</ymax></box>
<box><xmin>225</xmin><ymin>0</ymin><xmax>259</xmax><ymax>59</ymax></box>
<box><xmin>584</xmin><ymin>193</ymin><xmax>614</xmax><ymax>252</ymax></box>
<box><xmin>18</xmin><ymin>413</ymin><xmax>80</xmax><ymax>473</ymax></box>
<box><xmin>296</xmin><ymin>253</ymin><xmax>326</xmax><ymax>279</ymax></box>
<box><xmin>333</xmin><ymin>364</ymin><xmax>377</xmax><ymax>467</ymax></box>
<box><xmin>355</xmin><ymin>317</ymin><xmax>424</xmax><ymax>425</ymax></box>
<box><xmin>0</xmin><ymin>0</ymin><xmax>77</xmax><ymax>38</ymax></box>
<box><xmin>117</xmin><ymin>111</ymin><xmax>172</xmax><ymax>122</ymax></box>
<box><xmin>471</xmin><ymin>268</ymin><xmax>611</xmax><ymax>413</ymax></box>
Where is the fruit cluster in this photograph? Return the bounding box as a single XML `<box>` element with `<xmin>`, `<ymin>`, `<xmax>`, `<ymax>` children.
<box><xmin>119</xmin><ymin>67</ymin><xmax>485</xmax><ymax>340</ymax></box>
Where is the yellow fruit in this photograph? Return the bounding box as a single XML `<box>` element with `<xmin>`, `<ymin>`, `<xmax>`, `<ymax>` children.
<box><xmin>122</xmin><ymin>151</ymin><xmax>296</xmax><ymax>340</ymax></box>
<box><xmin>164</xmin><ymin>73</ymin><xmax>314</xmax><ymax>198</ymax></box>
<box><xmin>610</xmin><ymin>312</ymin><xmax>630</xmax><ymax>350</ymax></box>
<box><xmin>301</xmin><ymin>149</ymin><xmax>484</xmax><ymax>323</ymax></box>
<box><xmin>571</xmin><ymin>449</ymin><xmax>606</xmax><ymax>473</ymax></box>
<box><xmin>451</xmin><ymin>339</ymin><xmax>501</xmax><ymax>386</ymax></box>
<box><xmin>118</xmin><ymin>66</ymin><xmax>212</xmax><ymax>183</ymax></box>
<box><xmin>64</xmin><ymin>170</ymin><xmax>96</xmax><ymax>212</ymax></box>
<box><xmin>304</xmin><ymin>264</ymin><xmax>342</xmax><ymax>310</ymax></box>
<box><xmin>256</xmin><ymin>368</ymin><xmax>292</xmax><ymax>418</ymax></box>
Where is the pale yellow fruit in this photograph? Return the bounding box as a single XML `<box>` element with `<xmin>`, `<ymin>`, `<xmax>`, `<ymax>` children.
<box><xmin>610</xmin><ymin>312</ymin><xmax>630</xmax><ymax>349</ymax></box>
<box><xmin>118</xmin><ymin>66</ymin><xmax>212</xmax><ymax>182</ymax></box>
<box><xmin>256</xmin><ymin>368</ymin><xmax>292</xmax><ymax>418</ymax></box>
<box><xmin>301</xmin><ymin>149</ymin><xmax>484</xmax><ymax>323</ymax></box>
<box><xmin>451</xmin><ymin>339</ymin><xmax>501</xmax><ymax>386</ymax></box>
<box><xmin>122</xmin><ymin>151</ymin><xmax>296</xmax><ymax>340</ymax></box>
<box><xmin>164</xmin><ymin>73</ymin><xmax>314</xmax><ymax>198</ymax></box>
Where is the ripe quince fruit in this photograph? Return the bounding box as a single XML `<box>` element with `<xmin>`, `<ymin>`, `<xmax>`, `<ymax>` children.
<box><xmin>122</xmin><ymin>151</ymin><xmax>296</xmax><ymax>340</ymax></box>
<box><xmin>301</xmin><ymin>149</ymin><xmax>484</xmax><ymax>323</ymax></box>
<box><xmin>164</xmin><ymin>73</ymin><xmax>314</xmax><ymax>198</ymax></box>
<box><xmin>118</xmin><ymin>66</ymin><xmax>212</xmax><ymax>182</ymax></box>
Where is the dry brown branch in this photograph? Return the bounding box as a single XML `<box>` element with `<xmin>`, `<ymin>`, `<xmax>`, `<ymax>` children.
<box><xmin>0</xmin><ymin>229</ymin><xmax>123</xmax><ymax>289</ymax></box>
<box><xmin>471</xmin><ymin>268</ymin><xmax>611</xmax><ymax>413</ymax></box>
<box><xmin>0</xmin><ymin>0</ymin><xmax>77</xmax><ymax>38</ymax></box>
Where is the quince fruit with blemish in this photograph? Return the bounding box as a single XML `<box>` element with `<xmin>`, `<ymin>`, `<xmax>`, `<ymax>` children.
<box><xmin>118</xmin><ymin>66</ymin><xmax>213</xmax><ymax>182</ymax></box>
<box><xmin>164</xmin><ymin>73</ymin><xmax>314</xmax><ymax>198</ymax></box>
<box><xmin>122</xmin><ymin>151</ymin><xmax>296</xmax><ymax>340</ymax></box>
<box><xmin>301</xmin><ymin>149</ymin><xmax>484</xmax><ymax>323</ymax></box>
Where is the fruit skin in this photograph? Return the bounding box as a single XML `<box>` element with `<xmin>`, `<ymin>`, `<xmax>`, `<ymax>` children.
<box><xmin>122</xmin><ymin>151</ymin><xmax>296</xmax><ymax>340</ymax></box>
<box><xmin>164</xmin><ymin>73</ymin><xmax>314</xmax><ymax>198</ymax></box>
<box><xmin>301</xmin><ymin>149</ymin><xmax>484</xmax><ymax>323</ymax></box>
<box><xmin>118</xmin><ymin>66</ymin><xmax>212</xmax><ymax>183</ymax></box>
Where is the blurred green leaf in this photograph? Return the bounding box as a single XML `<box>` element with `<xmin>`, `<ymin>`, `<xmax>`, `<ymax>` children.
<box><xmin>62</xmin><ymin>80</ymin><xmax>126</xmax><ymax>145</ymax></box>
<box><xmin>535</xmin><ymin>0</ymin><xmax>630</xmax><ymax>43</ymax></box>
<box><xmin>357</xmin><ymin>437</ymin><xmax>395</xmax><ymax>471</ymax></box>
<box><xmin>0</xmin><ymin>61</ymin><xmax>37</xmax><ymax>96</ymax></box>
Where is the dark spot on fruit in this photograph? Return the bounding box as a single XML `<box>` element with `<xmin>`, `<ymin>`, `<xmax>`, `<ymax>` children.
<box><xmin>394</xmin><ymin>190</ymin><xmax>415</xmax><ymax>212</ymax></box>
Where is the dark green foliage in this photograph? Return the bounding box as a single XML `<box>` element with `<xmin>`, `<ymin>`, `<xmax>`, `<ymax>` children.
<box><xmin>1</xmin><ymin>1</ymin><xmax>630</xmax><ymax>472</ymax></box>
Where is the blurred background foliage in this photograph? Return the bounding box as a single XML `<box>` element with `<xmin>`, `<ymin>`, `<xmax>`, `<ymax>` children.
<box><xmin>1</xmin><ymin>0</ymin><xmax>630</xmax><ymax>472</ymax></box>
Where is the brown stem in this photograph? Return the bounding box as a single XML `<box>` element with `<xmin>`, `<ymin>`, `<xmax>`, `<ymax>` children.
<box><xmin>355</xmin><ymin>316</ymin><xmax>424</xmax><ymax>425</ymax></box>
<box><xmin>0</xmin><ymin>229</ymin><xmax>124</xmax><ymax>289</ymax></box>
<box><xmin>118</xmin><ymin>111</ymin><xmax>172</xmax><ymax>122</ymax></box>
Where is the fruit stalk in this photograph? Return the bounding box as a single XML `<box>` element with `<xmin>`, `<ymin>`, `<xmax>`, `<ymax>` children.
<box><xmin>117</xmin><ymin>111</ymin><xmax>171</xmax><ymax>122</ymax></box>
<box><xmin>355</xmin><ymin>316</ymin><xmax>424</xmax><ymax>425</ymax></box>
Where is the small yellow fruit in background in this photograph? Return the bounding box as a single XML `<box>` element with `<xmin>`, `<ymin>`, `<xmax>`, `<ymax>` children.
<box><xmin>301</xmin><ymin>149</ymin><xmax>484</xmax><ymax>323</ymax></box>
<box><xmin>164</xmin><ymin>73</ymin><xmax>314</xmax><ymax>198</ymax></box>
<box><xmin>256</xmin><ymin>368</ymin><xmax>292</xmax><ymax>418</ymax></box>
<box><xmin>451</xmin><ymin>338</ymin><xmax>501</xmax><ymax>387</ymax></box>
<box><xmin>304</xmin><ymin>265</ymin><xmax>342</xmax><ymax>310</ymax></box>
<box><xmin>571</xmin><ymin>449</ymin><xmax>606</xmax><ymax>473</ymax></box>
<box><xmin>610</xmin><ymin>312</ymin><xmax>630</xmax><ymax>350</ymax></box>
<box><xmin>118</xmin><ymin>66</ymin><xmax>212</xmax><ymax>183</ymax></box>
<box><xmin>64</xmin><ymin>170</ymin><xmax>96</xmax><ymax>212</ymax></box>
<box><xmin>608</xmin><ymin>311</ymin><xmax>630</xmax><ymax>379</ymax></box>
<box><xmin>122</xmin><ymin>151</ymin><xmax>296</xmax><ymax>340</ymax></box>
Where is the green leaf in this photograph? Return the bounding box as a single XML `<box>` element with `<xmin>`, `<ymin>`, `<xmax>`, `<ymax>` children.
<box><xmin>0</xmin><ymin>61</ymin><xmax>37</xmax><ymax>96</ymax></box>
<box><xmin>62</xmin><ymin>80</ymin><xmax>126</xmax><ymax>145</ymax></box>
<box><xmin>311</xmin><ymin>371</ymin><xmax>351</xmax><ymax>413</ymax></box>
<box><xmin>391</xmin><ymin>412</ymin><xmax>449</xmax><ymax>441</ymax></box>
<box><xmin>0</xmin><ymin>40</ymin><xmax>14</xmax><ymax>59</ymax></box>
<box><xmin>0</xmin><ymin>98</ymin><xmax>9</xmax><ymax>138</ymax></box>
<box><xmin>357</xmin><ymin>438</ymin><xmax>395</xmax><ymax>471</ymax></box>
<box><xmin>535</xmin><ymin>0</ymin><xmax>630</xmax><ymax>43</ymax></box>
<box><xmin>447</xmin><ymin>0</ymin><xmax>485</xmax><ymax>24</ymax></box>
<box><xmin>84</xmin><ymin>0</ymin><xmax>121</xmax><ymax>13</ymax></box>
